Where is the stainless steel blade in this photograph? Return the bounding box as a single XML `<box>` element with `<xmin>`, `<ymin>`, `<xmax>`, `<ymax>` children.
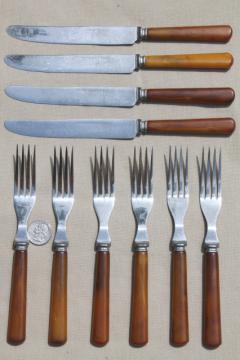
<box><xmin>5</xmin><ymin>54</ymin><xmax>138</xmax><ymax>73</ymax></box>
<box><xmin>4</xmin><ymin>119</ymin><xmax>139</xmax><ymax>139</ymax></box>
<box><xmin>5</xmin><ymin>86</ymin><xmax>139</xmax><ymax>107</ymax></box>
<box><xmin>7</xmin><ymin>25</ymin><xmax>139</xmax><ymax>45</ymax></box>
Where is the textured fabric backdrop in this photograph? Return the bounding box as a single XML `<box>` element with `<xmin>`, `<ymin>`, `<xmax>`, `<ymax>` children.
<box><xmin>0</xmin><ymin>0</ymin><xmax>239</xmax><ymax>359</ymax></box>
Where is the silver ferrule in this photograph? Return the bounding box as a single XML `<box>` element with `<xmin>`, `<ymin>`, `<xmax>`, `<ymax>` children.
<box><xmin>138</xmin><ymin>88</ymin><xmax>147</xmax><ymax>103</ymax></box>
<box><xmin>204</xmin><ymin>244</ymin><xmax>219</xmax><ymax>253</ymax></box>
<box><xmin>138</xmin><ymin>27</ymin><xmax>148</xmax><ymax>41</ymax></box>
<box><xmin>172</xmin><ymin>245</ymin><xmax>186</xmax><ymax>252</ymax></box>
<box><xmin>95</xmin><ymin>244</ymin><xmax>110</xmax><ymax>252</ymax></box>
<box><xmin>138</xmin><ymin>120</ymin><xmax>147</xmax><ymax>135</ymax></box>
<box><xmin>137</xmin><ymin>54</ymin><xmax>145</xmax><ymax>69</ymax></box>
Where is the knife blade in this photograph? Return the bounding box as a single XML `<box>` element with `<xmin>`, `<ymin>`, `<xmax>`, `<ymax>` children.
<box><xmin>4</xmin><ymin>118</ymin><xmax>235</xmax><ymax>139</ymax></box>
<box><xmin>5</xmin><ymin>86</ymin><xmax>235</xmax><ymax>107</ymax></box>
<box><xmin>7</xmin><ymin>25</ymin><xmax>233</xmax><ymax>44</ymax></box>
<box><xmin>5</xmin><ymin>53</ymin><xmax>233</xmax><ymax>73</ymax></box>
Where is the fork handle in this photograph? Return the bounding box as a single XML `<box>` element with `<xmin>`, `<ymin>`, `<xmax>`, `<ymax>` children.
<box><xmin>91</xmin><ymin>251</ymin><xmax>110</xmax><ymax>346</ymax></box>
<box><xmin>130</xmin><ymin>251</ymin><xmax>148</xmax><ymax>347</ymax></box>
<box><xmin>7</xmin><ymin>250</ymin><xmax>27</xmax><ymax>345</ymax></box>
<box><xmin>48</xmin><ymin>251</ymin><xmax>67</xmax><ymax>346</ymax></box>
<box><xmin>203</xmin><ymin>252</ymin><xmax>221</xmax><ymax>348</ymax></box>
<box><xmin>170</xmin><ymin>250</ymin><xmax>189</xmax><ymax>346</ymax></box>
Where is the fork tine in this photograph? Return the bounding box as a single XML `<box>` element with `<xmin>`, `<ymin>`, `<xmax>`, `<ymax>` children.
<box><xmin>172</xmin><ymin>147</ymin><xmax>178</xmax><ymax>196</ymax></box>
<box><xmin>138</xmin><ymin>148</ymin><xmax>143</xmax><ymax>195</ymax></box>
<box><xmin>205</xmin><ymin>149</ymin><xmax>211</xmax><ymax>198</ymax></box>
<box><xmin>31</xmin><ymin>145</ymin><xmax>36</xmax><ymax>195</ymax></box>
<box><xmin>149</xmin><ymin>148</ymin><xmax>153</xmax><ymax>195</ymax></box>
<box><xmin>212</xmin><ymin>149</ymin><xmax>217</xmax><ymax>198</ymax></box>
<box><xmin>110</xmin><ymin>148</ymin><xmax>114</xmax><ymax>195</ymax></box>
<box><xmin>70</xmin><ymin>148</ymin><xmax>74</xmax><ymax>195</ymax></box>
<box><xmin>26</xmin><ymin>145</ymin><xmax>30</xmax><ymax>194</ymax></box>
<box><xmin>52</xmin><ymin>147</ymin><xmax>57</xmax><ymax>195</ymax></box>
<box><xmin>64</xmin><ymin>147</ymin><xmax>69</xmax><ymax>195</ymax></box>
<box><xmin>133</xmin><ymin>147</ymin><xmax>138</xmax><ymax>196</ymax></box>
<box><xmin>58</xmin><ymin>147</ymin><xmax>63</xmax><ymax>196</ymax></box>
<box><xmin>184</xmin><ymin>148</ymin><xmax>189</xmax><ymax>196</ymax></box>
<box><xmin>179</xmin><ymin>148</ymin><xmax>184</xmax><ymax>196</ymax></box>
<box><xmin>200</xmin><ymin>149</ymin><xmax>205</xmax><ymax>197</ymax></box>
<box><xmin>143</xmin><ymin>148</ymin><xmax>149</xmax><ymax>195</ymax></box>
<box><xmin>168</xmin><ymin>147</ymin><xmax>173</xmax><ymax>196</ymax></box>
<box><xmin>14</xmin><ymin>145</ymin><xmax>19</xmax><ymax>194</ymax></box>
<box><xmin>20</xmin><ymin>146</ymin><xmax>25</xmax><ymax>195</ymax></box>
<box><xmin>218</xmin><ymin>150</ymin><xmax>222</xmax><ymax>197</ymax></box>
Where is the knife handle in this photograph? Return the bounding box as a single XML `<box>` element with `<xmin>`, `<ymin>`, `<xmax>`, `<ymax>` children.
<box><xmin>146</xmin><ymin>117</ymin><xmax>235</xmax><ymax>136</ymax></box>
<box><xmin>145</xmin><ymin>25</ymin><xmax>232</xmax><ymax>43</ymax></box>
<box><xmin>7</xmin><ymin>250</ymin><xmax>27</xmax><ymax>345</ymax></box>
<box><xmin>48</xmin><ymin>251</ymin><xmax>67</xmax><ymax>346</ymax></box>
<box><xmin>170</xmin><ymin>250</ymin><xmax>189</xmax><ymax>347</ymax></box>
<box><xmin>91</xmin><ymin>251</ymin><xmax>110</xmax><ymax>347</ymax></box>
<box><xmin>145</xmin><ymin>87</ymin><xmax>235</xmax><ymax>106</ymax></box>
<box><xmin>130</xmin><ymin>251</ymin><xmax>148</xmax><ymax>347</ymax></box>
<box><xmin>203</xmin><ymin>252</ymin><xmax>221</xmax><ymax>348</ymax></box>
<box><xmin>142</xmin><ymin>53</ymin><xmax>233</xmax><ymax>70</ymax></box>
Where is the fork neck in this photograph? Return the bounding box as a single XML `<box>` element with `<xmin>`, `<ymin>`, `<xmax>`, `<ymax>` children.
<box><xmin>14</xmin><ymin>225</ymin><xmax>29</xmax><ymax>250</ymax></box>
<box><xmin>52</xmin><ymin>224</ymin><xmax>69</xmax><ymax>251</ymax></box>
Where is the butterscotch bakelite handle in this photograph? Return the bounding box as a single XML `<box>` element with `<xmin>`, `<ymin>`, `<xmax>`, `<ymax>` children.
<box><xmin>143</xmin><ymin>53</ymin><xmax>233</xmax><ymax>70</ymax></box>
<box><xmin>146</xmin><ymin>117</ymin><xmax>235</xmax><ymax>136</ymax></box>
<box><xmin>48</xmin><ymin>251</ymin><xmax>67</xmax><ymax>346</ymax></box>
<box><xmin>7</xmin><ymin>250</ymin><xmax>27</xmax><ymax>345</ymax></box>
<box><xmin>170</xmin><ymin>251</ymin><xmax>189</xmax><ymax>347</ymax></box>
<box><xmin>91</xmin><ymin>251</ymin><xmax>110</xmax><ymax>347</ymax></box>
<box><xmin>130</xmin><ymin>251</ymin><xmax>148</xmax><ymax>347</ymax></box>
<box><xmin>203</xmin><ymin>252</ymin><xmax>221</xmax><ymax>348</ymax></box>
<box><xmin>145</xmin><ymin>25</ymin><xmax>232</xmax><ymax>43</ymax></box>
<box><xmin>145</xmin><ymin>87</ymin><xmax>235</xmax><ymax>106</ymax></box>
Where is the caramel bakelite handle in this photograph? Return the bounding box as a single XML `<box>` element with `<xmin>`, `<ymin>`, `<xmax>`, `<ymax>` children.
<box><xmin>146</xmin><ymin>118</ymin><xmax>235</xmax><ymax>136</ymax></box>
<box><xmin>145</xmin><ymin>88</ymin><xmax>235</xmax><ymax>106</ymax></box>
<box><xmin>91</xmin><ymin>251</ymin><xmax>110</xmax><ymax>347</ymax></box>
<box><xmin>143</xmin><ymin>53</ymin><xmax>233</xmax><ymax>70</ymax></box>
<box><xmin>48</xmin><ymin>251</ymin><xmax>67</xmax><ymax>346</ymax></box>
<box><xmin>7</xmin><ymin>250</ymin><xmax>27</xmax><ymax>345</ymax></box>
<box><xmin>203</xmin><ymin>252</ymin><xmax>221</xmax><ymax>348</ymax></box>
<box><xmin>130</xmin><ymin>251</ymin><xmax>148</xmax><ymax>347</ymax></box>
<box><xmin>170</xmin><ymin>251</ymin><xmax>189</xmax><ymax>346</ymax></box>
<box><xmin>146</xmin><ymin>25</ymin><xmax>232</xmax><ymax>43</ymax></box>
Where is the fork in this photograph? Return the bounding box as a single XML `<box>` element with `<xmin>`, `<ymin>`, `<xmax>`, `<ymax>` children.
<box><xmin>199</xmin><ymin>149</ymin><xmax>222</xmax><ymax>348</ymax></box>
<box><xmin>48</xmin><ymin>147</ymin><xmax>74</xmax><ymax>346</ymax></box>
<box><xmin>90</xmin><ymin>147</ymin><xmax>115</xmax><ymax>347</ymax></box>
<box><xmin>165</xmin><ymin>148</ymin><xmax>189</xmax><ymax>346</ymax></box>
<box><xmin>7</xmin><ymin>145</ymin><xmax>36</xmax><ymax>345</ymax></box>
<box><xmin>129</xmin><ymin>147</ymin><xmax>153</xmax><ymax>347</ymax></box>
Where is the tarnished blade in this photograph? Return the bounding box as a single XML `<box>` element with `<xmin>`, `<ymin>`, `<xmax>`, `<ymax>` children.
<box><xmin>7</xmin><ymin>25</ymin><xmax>139</xmax><ymax>45</ymax></box>
<box><xmin>5</xmin><ymin>86</ymin><xmax>139</xmax><ymax>107</ymax></box>
<box><xmin>5</xmin><ymin>54</ymin><xmax>137</xmax><ymax>74</ymax></box>
<box><xmin>4</xmin><ymin>119</ymin><xmax>139</xmax><ymax>139</ymax></box>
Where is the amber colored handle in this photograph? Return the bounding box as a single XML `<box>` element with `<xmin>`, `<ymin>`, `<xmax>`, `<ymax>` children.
<box><xmin>48</xmin><ymin>251</ymin><xmax>67</xmax><ymax>346</ymax></box>
<box><xmin>146</xmin><ymin>25</ymin><xmax>232</xmax><ymax>43</ymax></box>
<box><xmin>170</xmin><ymin>251</ymin><xmax>189</xmax><ymax>346</ymax></box>
<box><xmin>130</xmin><ymin>251</ymin><xmax>148</xmax><ymax>347</ymax></box>
<box><xmin>146</xmin><ymin>117</ymin><xmax>235</xmax><ymax>136</ymax></box>
<box><xmin>91</xmin><ymin>251</ymin><xmax>110</xmax><ymax>347</ymax></box>
<box><xmin>145</xmin><ymin>87</ymin><xmax>235</xmax><ymax>106</ymax></box>
<box><xmin>203</xmin><ymin>252</ymin><xmax>221</xmax><ymax>348</ymax></box>
<box><xmin>143</xmin><ymin>53</ymin><xmax>233</xmax><ymax>70</ymax></box>
<box><xmin>7</xmin><ymin>250</ymin><xmax>27</xmax><ymax>345</ymax></box>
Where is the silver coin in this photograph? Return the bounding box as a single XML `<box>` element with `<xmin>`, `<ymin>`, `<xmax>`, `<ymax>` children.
<box><xmin>28</xmin><ymin>221</ymin><xmax>52</xmax><ymax>246</ymax></box>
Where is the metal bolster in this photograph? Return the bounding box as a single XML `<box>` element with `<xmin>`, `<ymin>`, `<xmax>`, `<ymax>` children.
<box><xmin>171</xmin><ymin>225</ymin><xmax>187</xmax><ymax>251</ymax></box>
<box><xmin>133</xmin><ymin>224</ymin><xmax>149</xmax><ymax>252</ymax></box>
<box><xmin>138</xmin><ymin>119</ymin><xmax>147</xmax><ymax>135</ymax></box>
<box><xmin>138</xmin><ymin>88</ymin><xmax>147</xmax><ymax>103</ymax></box>
<box><xmin>138</xmin><ymin>27</ymin><xmax>148</xmax><ymax>41</ymax></box>
<box><xmin>137</xmin><ymin>54</ymin><xmax>145</xmax><ymax>69</ymax></box>
<box><xmin>52</xmin><ymin>224</ymin><xmax>68</xmax><ymax>251</ymax></box>
<box><xmin>95</xmin><ymin>227</ymin><xmax>111</xmax><ymax>252</ymax></box>
<box><xmin>203</xmin><ymin>228</ymin><xmax>219</xmax><ymax>253</ymax></box>
<box><xmin>14</xmin><ymin>225</ymin><xmax>29</xmax><ymax>250</ymax></box>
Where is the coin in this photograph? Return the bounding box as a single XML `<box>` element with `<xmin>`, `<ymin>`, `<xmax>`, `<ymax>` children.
<box><xmin>28</xmin><ymin>220</ymin><xmax>52</xmax><ymax>246</ymax></box>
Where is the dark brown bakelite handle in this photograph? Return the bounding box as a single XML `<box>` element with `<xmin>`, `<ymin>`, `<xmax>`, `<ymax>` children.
<box><xmin>170</xmin><ymin>251</ymin><xmax>189</xmax><ymax>346</ymax></box>
<box><xmin>203</xmin><ymin>252</ymin><xmax>221</xmax><ymax>348</ymax></box>
<box><xmin>146</xmin><ymin>117</ymin><xmax>235</xmax><ymax>136</ymax></box>
<box><xmin>7</xmin><ymin>250</ymin><xmax>27</xmax><ymax>345</ymax></box>
<box><xmin>145</xmin><ymin>88</ymin><xmax>235</xmax><ymax>106</ymax></box>
<box><xmin>130</xmin><ymin>252</ymin><xmax>148</xmax><ymax>347</ymax></box>
<box><xmin>146</xmin><ymin>25</ymin><xmax>232</xmax><ymax>43</ymax></box>
<box><xmin>48</xmin><ymin>251</ymin><xmax>67</xmax><ymax>346</ymax></box>
<box><xmin>143</xmin><ymin>53</ymin><xmax>233</xmax><ymax>70</ymax></box>
<box><xmin>91</xmin><ymin>251</ymin><xmax>110</xmax><ymax>347</ymax></box>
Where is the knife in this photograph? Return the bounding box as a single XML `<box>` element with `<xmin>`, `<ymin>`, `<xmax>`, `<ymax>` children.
<box><xmin>4</xmin><ymin>118</ymin><xmax>235</xmax><ymax>139</ymax></box>
<box><xmin>5</xmin><ymin>53</ymin><xmax>233</xmax><ymax>73</ymax></box>
<box><xmin>5</xmin><ymin>86</ymin><xmax>235</xmax><ymax>107</ymax></box>
<box><xmin>7</xmin><ymin>25</ymin><xmax>233</xmax><ymax>44</ymax></box>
